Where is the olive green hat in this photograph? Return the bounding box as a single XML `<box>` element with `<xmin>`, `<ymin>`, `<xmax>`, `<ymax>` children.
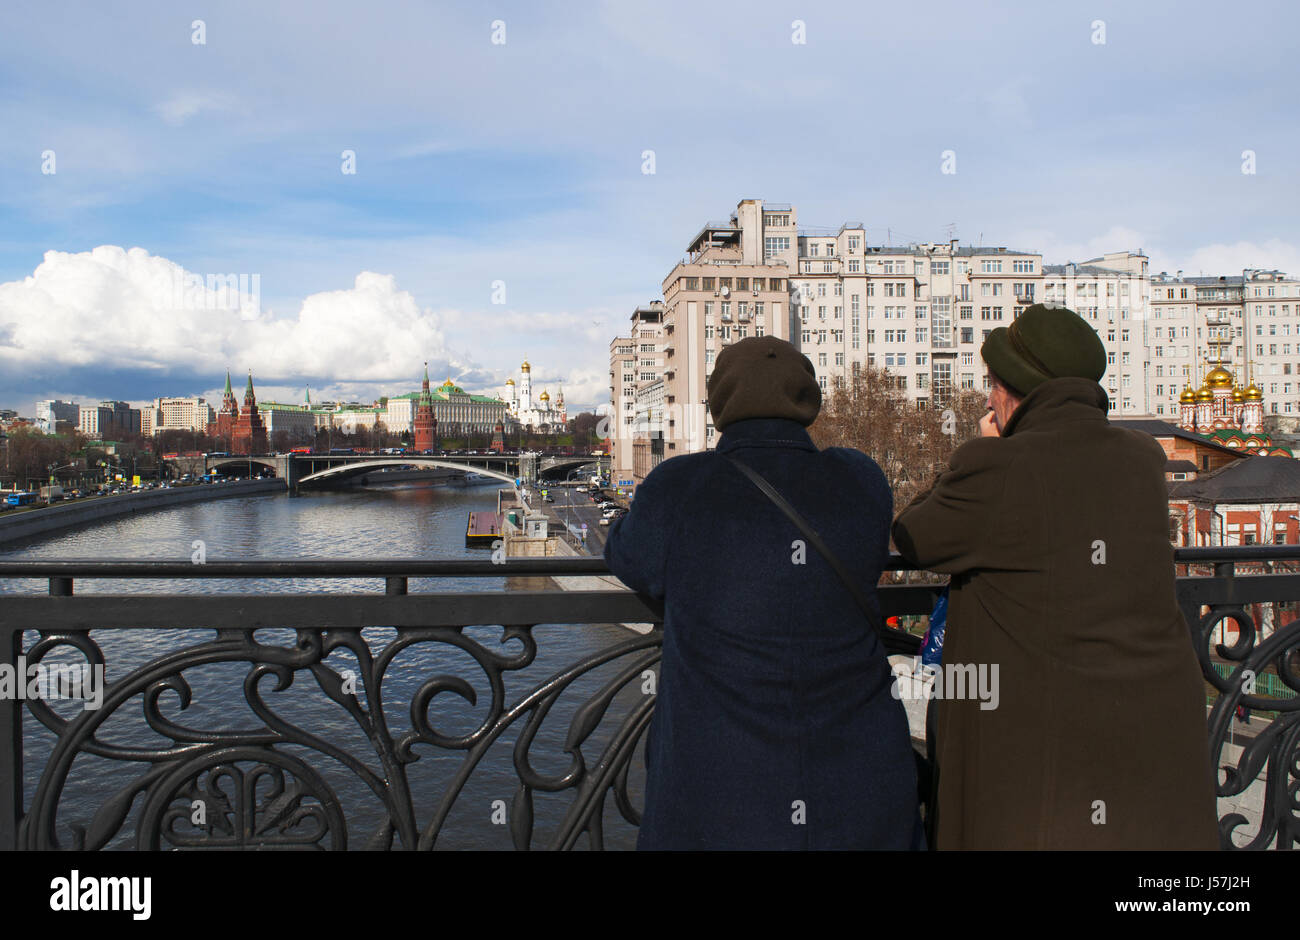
<box><xmin>980</xmin><ymin>304</ymin><xmax>1106</xmax><ymax>395</ymax></box>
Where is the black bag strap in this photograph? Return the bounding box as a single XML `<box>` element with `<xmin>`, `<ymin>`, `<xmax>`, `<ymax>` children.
<box><xmin>723</xmin><ymin>453</ymin><xmax>913</xmax><ymax>655</ymax></box>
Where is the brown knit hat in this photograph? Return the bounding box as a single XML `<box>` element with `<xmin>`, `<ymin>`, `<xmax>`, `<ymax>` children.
<box><xmin>706</xmin><ymin>335</ymin><xmax>822</xmax><ymax>431</ymax></box>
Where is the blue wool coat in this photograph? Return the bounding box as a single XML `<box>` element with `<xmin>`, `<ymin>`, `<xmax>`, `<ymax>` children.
<box><xmin>604</xmin><ymin>418</ymin><xmax>923</xmax><ymax>850</ymax></box>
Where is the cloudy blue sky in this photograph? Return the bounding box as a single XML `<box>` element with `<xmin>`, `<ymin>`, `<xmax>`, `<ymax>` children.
<box><xmin>3</xmin><ymin>0</ymin><xmax>1299</xmax><ymax>418</ymax></box>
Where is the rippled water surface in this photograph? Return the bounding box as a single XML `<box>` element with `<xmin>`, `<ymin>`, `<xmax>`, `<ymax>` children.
<box><xmin>1</xmin><ymin>481</ymin><xmax>646</xmax><ymax>850</ymax></box>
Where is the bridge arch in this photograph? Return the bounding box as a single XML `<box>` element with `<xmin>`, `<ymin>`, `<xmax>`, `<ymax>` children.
<box><xmin>209</xmin><ymin>456</ymin><xmax>283</xmax><ymax>476</ymax></box>
<box><xmin>297</xmin><ymin>458</ymin><xmax>519</xmax><ymax>489</ymax></box>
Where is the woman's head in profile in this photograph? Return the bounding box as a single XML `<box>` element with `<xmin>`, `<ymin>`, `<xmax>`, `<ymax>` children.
<box><xmin>706</xmin><ymin>336</ymin><xmax>822</xmax><ymax>431</ymax></box>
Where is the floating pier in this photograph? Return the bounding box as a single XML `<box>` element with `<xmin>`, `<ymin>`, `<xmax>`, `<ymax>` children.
<box><xmin>466</xmin><ymin>511</ymin><xmax>505</xmax><ymax>546</ymax></box>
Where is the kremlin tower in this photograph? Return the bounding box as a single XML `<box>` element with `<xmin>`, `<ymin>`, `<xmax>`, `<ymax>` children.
<box><xmin>208</xmin><ymin>369</ymin><xmax>240</xmax><ymax>445</ymax></box>
<box><xmin>413</xmin><ymin>362</ymin><xmax>439</xmax><ymax>452</ymax></box>
<box><xmin>231</xmin><ymin>371</ymin><xmax>268</xmax><ymax>454</ymax></box>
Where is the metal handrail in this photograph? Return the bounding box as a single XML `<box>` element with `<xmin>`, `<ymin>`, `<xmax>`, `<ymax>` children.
<box><xmin>2</xmin><ymin>544</ymin><xmax>1284</xmax><ymax>578</ymax></box>
<box><xmin>3</xmin><ymin>546</ymin><xmax>1297</xmax><ymax>850</ymax></box>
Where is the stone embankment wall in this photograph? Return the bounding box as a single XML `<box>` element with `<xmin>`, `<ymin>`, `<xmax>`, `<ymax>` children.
<box><xmin>0</xmin><ymin>480</ymin><xmax>285</xmax><ymax>546</ymax></box>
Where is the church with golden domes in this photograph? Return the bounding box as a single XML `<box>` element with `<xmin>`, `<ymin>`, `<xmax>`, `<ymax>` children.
<box><xmin>500</xmin><ymin>359</ymin><xmax>567</xmax><ymax>431</ymax></box>
<box><xmin>1177</xmin><ymin>366</ymin><xmax>1292</xmax><ymax>456</ymax></box>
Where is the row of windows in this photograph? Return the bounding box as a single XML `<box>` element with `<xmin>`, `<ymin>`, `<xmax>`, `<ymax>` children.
<box><xmin>703</xmin><ymin>302</ymin><xmax>767</xmax><ymax>319</ymax></box>
<box><xmin>1045</xmin><ymin>282</ymin><xmax>1132</xmax><ymax>297</ymax></box>
<box><xmin>679</xmin><ymin>276</ymin><xmax>786</xmax><ymax>292</ymax></box>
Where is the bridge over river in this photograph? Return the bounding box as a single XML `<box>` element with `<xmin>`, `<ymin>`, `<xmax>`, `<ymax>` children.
<box><xmin>165</xmin><ymin>452</ymin><xmax>609</xmax><ymax>493</ymax></box>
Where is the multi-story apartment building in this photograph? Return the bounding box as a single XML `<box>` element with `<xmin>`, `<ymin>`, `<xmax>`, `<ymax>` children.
<box><xmin>1144</xmin><ymin>268</ymin><xmax>1300</xmax><ymax>421</ymax></box>
<box><xmin>151</xmin><ymin>396</ymin><xmax>216</xmax><ymax>434</ymax></box>
<box><xmin>660</xmin><ymin>199</ymin><xmax>796</xmax><ymax>454</ymax></box>
<box><xmin>633</xmin><ymin>198</ymin><xmax>1300</xmax><ymax>467</ymax></box>
<box><xmin>1042</xmin><ymin>251</ymin><xmax>1150</xmax><ymax>414</ymax></box>
<box><xmin>79</xmin><ymin>401</ymin><xmax>140</xmax><ymax>438</ymax></box>
<box><xmin>609</xmin><ymin>336</ymin><xmax>638</xmax><ymax>482</ymax></box>
<box><xmin>1241</xmin><ymin>269</ymin><xmax>1300</xmax><ymax>418</ymax></box>
<box><xmin>632</xmin><ymin>377</ymin><xmax>665</xmax><ymax>484</ymax></box>
<box><xmin>627</xmin><ymin>303</ymin><xmax>665</xmax><ymax>485</ymax></box>
<box><xmin>78</xmin><ymin>405</ymin><xmax>109</xmax><ymax>437</ymax></box>
<box><xmin>792</xmin><ymin>236</ymin><xmax>1043</xmax><ymax>407</ymax></box>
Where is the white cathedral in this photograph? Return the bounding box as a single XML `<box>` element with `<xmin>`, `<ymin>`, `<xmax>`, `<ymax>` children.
<box><xmin>501</xmin><ymin>359</ymin><xmax>567</xmax><ymax>430</ymax></box>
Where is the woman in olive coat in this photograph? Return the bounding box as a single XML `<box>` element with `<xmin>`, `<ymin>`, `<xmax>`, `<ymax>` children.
<box><xmin>892</xmin><ymin>305</ymin><xmax>1218</xmax><ymax>850</ymax></box>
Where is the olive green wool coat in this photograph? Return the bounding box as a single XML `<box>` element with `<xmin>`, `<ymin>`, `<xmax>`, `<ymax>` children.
<box><xmin>892</xmin><ymin>377</ymin><xmax>1218</xmax><ymax>850</ymax></box>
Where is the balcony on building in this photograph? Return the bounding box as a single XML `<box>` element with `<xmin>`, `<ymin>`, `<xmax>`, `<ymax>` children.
<box><xmin>681</xmin><ymin>221</ymin><xmax>747</xmax><ymax>267</ymax></box>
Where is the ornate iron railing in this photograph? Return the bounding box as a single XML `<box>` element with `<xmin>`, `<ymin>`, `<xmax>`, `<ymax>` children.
<box><xmin>0</xmin><ymin>548</ymin><xmax>1296</xmax><ymax>850</ymax></box>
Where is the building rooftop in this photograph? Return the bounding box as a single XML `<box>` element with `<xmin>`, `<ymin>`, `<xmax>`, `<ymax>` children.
<box><xmin>859</xmin><ymin>244</ymin><xmax>1036</xmax><ymax>257</ymax></box>
<box><xmin>1110</xmin><ymin>419</ymin><xmax>1249</xmax><ymax>459</ymax></box>
<box><xmin>1043</xmin><ymin>264</ymin><xmax>1129</xmax><ymax>277</ymax></box>
<box><xmin>1170</xmin><ymin>456</ymin><xmax>1300</xmax><ymax>502</ymax></box>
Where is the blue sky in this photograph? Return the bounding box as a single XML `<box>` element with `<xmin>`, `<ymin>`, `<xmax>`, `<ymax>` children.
<box><xmin>3</xmin><ymin>0</ymin><xmax>1299</xmax><ymax>418</ymax></box>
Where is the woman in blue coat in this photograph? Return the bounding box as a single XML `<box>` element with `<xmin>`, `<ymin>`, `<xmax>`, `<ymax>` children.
<box><xmin>604</xmin><ymin>336</ymin><xmax>923</xmax><ymax>850</ymax></box>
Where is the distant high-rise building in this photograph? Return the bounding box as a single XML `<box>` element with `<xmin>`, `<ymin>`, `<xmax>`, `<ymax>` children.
<box><xmin>1041</xmin><ymin>251</ymin><xmax>1150</xmax><ymax>414</ymax></box>
<box><xmin>36</xmin><ymin>399</ymin><xmax>79</xmax><ymax>433</ymax></box>
<box><xmin>608</xmin><ymin>302</ymin><xmax>665</xmax><ymax>485</ymax></box>
<box><xmin>1146</xmin><ymin>268</ymin><xmax>1300</xmax><ymax>424</ymax></box>
<box><xmin>152</xmin><ymin>396</ymin><xmax>214</xmax><ymax>434</ymax></box>
<box><xmin>78</xmin><ymin>401</ymin><xmax>138</xmax><ymax>438</ymax></box>
<box><xmin>660</xmin><ymin>199</ymin><xmax>796</xmax><ymax>454</ymax></box>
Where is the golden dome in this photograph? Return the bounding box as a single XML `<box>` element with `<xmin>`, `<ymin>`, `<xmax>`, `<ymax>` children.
<box><xmin>521</xmin><ymin>360</ymin><xmax>531</xmax><ymax>373</ymax></box>
<box><xmin>506</xmin><ymin>378</ymin><xmax>515</xmax><ymax>385</ymax></box>
<box><xmin>1205</xmin><ymin>367</ymin><xmax>1234</xmax><ymax>388</ymax></box>
<box><xmin>1232</xmin><ymin>388</ymin><xmax>1244</xmax><ymax>403</ymax></box>
<box><xmin>1195</xmin><ymin>385</ymin><xmax>1213</xmax><ymax>402</ymax></box>
<box><xmin>539</xmin><ymin>390</ymin><xmax>550</xmax><ymax>401</ymax></box>
<box><xmin>1179</xmin><ymin>386</ymin><xmax>1197</xmax><ymax>404</ymax></box>
<box><xmin>1244</xmin><ymin>383</ymin><xmax>1263</xmax><ymax>401</ymax></box>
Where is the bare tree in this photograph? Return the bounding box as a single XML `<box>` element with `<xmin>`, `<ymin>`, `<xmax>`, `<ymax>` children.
<box><xmin>809</xmin><ymin>366</ymin><xmax>987</xmax><ymax>510</ymax></box>
<box><xmin>809</xmin><ymin>365</ymin><xmax>986</xmax><ymax>600</ymax></box>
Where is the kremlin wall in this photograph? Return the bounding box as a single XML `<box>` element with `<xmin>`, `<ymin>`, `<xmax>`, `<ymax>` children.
<box><xmin>195</xmin><ymin>361</ymin><xmax>570</xmax><ymax>455</ymax></box>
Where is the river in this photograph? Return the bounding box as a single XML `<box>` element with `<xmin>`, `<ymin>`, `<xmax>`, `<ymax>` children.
<box><xmin>0</xmin><ymin>480</ymin><xmax>646</xmax><ymax>850</ymax></box>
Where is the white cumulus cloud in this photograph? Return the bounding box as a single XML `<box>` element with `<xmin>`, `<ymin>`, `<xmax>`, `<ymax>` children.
<box><xmin>0</xmin><ymin>246</ymin><xmax>454</xmax><ymax>385</ymax></box>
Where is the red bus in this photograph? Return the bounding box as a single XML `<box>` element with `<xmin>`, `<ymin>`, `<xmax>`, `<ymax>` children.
<box><xmin>289</xmin><ymin>446</ymin><xmax>313</xmax><ymax>454</ymax></box>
